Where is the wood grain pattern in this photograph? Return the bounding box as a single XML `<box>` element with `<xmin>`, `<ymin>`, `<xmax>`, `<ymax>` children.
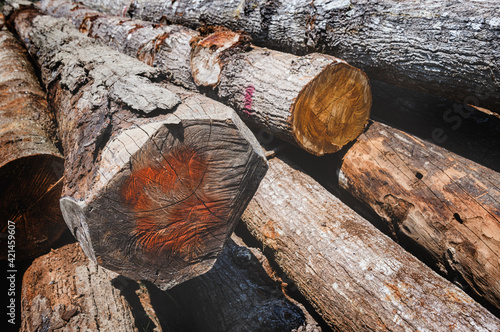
<box><xmin>42</xmin><ymin>0</ymin><xmax>372</xmax><ymax>156</ymax></box>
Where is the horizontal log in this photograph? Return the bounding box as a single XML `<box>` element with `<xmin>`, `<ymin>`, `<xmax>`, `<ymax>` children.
<box><xmin>21</xmin><ymin>242</ymin><xmax>138</xmax><ymax>331</ymax></box>
<box><xmin>241</xmin><ymin>154</ymin><xmax>500</xmax><ymax>331</ymax></box>
<box><xmin>41</xmin><ymin>0</ymin><xmax>372</xmax><ymax>156</ymax></box>
<box><xmin>0</xmin><ymin>28</ymin><xmax>65</xmax><ymax>260</ymax></box>
<box><xmin>40</xmin><ymin>0</ymin><xmax>198</xmax><ymax>91</ymax></box>
<box><xmin>21</xmin><ymin>238</ymin><xmax>315</xmax><ymax>331</ymax></box>
<box><xmin>10</xmin><ymin>7</ymin><xmax>267</xmax><ymax>289</ymax></box>
<box><xmin>336</xmin><ymin>120</ymin><xmax>500</xmax><ymax>312</ymax></box>
<box><xmin>369</xmin><ymin>79</ymin><xmax>500</xmax><ymax>173</ymax></box>
<box><xmin>76</xmin><ymin>0</ymin><xmax>500</xmax><ymax>114</ymax></box>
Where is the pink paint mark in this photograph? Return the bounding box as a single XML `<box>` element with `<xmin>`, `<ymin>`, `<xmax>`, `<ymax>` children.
<box><xmin>122</xmin><ymin>5</ymin><xmax>128</xmax><ymax>17</ymax></box>
<box><xmin>243</xmin><ymin>85</ymin><xmax>255</xmax><ymax>115</ymax></box>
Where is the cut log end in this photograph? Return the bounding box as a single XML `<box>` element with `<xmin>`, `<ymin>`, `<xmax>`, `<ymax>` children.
<box><xmin>0</xmin><ymin>154</ymin><xmax>65</xmax><ymax>260</ymax></box>
<box><xmin>291</xmin><ymin>63</ymin><xmax>372</xmax><ymax>156</ymax></box>
<box><xmin>191</xmin><ymin>30</ymin><xmax>250</xmax><ymax>87</ymax></box>
<box><xmin>120</xmin><ymin>146</ymin><xmax>226</xmax><ymax>262</ymax></box>
<box><xmin>60</xmin><ymin>115</ymin><xmax>266</xmax><ymax>289</ymax></box>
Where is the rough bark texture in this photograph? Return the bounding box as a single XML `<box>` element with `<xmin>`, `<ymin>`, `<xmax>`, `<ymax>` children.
<box><xmin>40</xmin><ymin>0</ymin><xmax>198</xmax><ymax>90</ymax></box>
<box><xmin>0</xmin><ymin>28</ymin><xmax>65</xmax><ymax>260</ymax></box>
<box><xmin>241</xmin><ymin>155</ymin><xmax>500</xmax><ymax>331</ymax></box>
<box><xmin>337</xmin><ymin>120</ymin><xmax>500</xmax><ymax>312</ymax></box>
<box><xmin>41</xmin><ymin>0</ymin><xmax>372</xmax><ymax>156</ymax></box>
<box><xmin>21</xmin><ymin>238</ymin><xmax>318</xmax><ymax>332</ymax></box>
<box><xmin>11</xmin><ymin>8</ymin><xmax>267</xmax><ymax>290</ymax></box>
<box><xmin>77</xmin><ymin>0</ymin><xmax>500</xmax><ymax>114</ymax></box>
<box><xmin>21</xmin><ymin>243</ymin><xmax>138</xmax><ymax>332</ymax></box>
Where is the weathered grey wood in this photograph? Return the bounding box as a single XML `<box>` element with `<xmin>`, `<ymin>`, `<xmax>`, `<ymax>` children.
<box><xmin>40</xmin><ymin>0</ymin><xmax>198</xmax><ymax>90</ymax></box>
<box><xmin>11</xmin><ymin>7</ymin><xmax>267</xmax><ymax>290</ymax></box>
<box><xmin>41</xmin><ymin>0</ymin><xmax>372</xmax><ymax>156</ymax></box>
<box><xmin>77</xmin><ymin>0</ymin><xmax>500</xmax><ymax>114</ymax></box>
<box><xmin>0</xmin><ymin>28</ymin><xmax>65</xmax><ymax>260</ymax></box>
<box><xmin>241</xmin><ymin>155</ymin><xmax>500</xmax><ymax>331</ymax></box>
<box><xmin>336</xmin><ymin>120</ymin><xmax>500</xmax><ymax>312</ymax></box>
<box><xmin>21</xmin><ymin>237</ymin><xmax>317</xmax><ymax>332</ymax></box>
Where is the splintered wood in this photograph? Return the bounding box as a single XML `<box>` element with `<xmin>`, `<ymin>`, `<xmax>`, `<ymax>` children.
<box><xmin>11</xmin><ymin>8</ymin><xmax>267</xmax><ymax>290</ymax></box>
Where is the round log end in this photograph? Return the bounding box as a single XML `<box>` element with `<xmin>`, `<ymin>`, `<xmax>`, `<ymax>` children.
<box><xmin>291</xmin><ymin>63</ymin><xmax>372</xmax><ymax>156</ymax></box>
<box><xmin>63</xmin><ymin>114</ymin><xmax>267</xmax><ymax>289</ymax></box>
<box><xmin>191</xmin><ymin>30</ymin><xmax>250</xmax><ymax>87</ymax></box>
<box><xmin>0</xmin><ymin>154</ymin><xmax>65</xmax><ymax>260</ymax></box>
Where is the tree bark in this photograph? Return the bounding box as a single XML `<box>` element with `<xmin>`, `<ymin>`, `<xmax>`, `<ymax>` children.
<box><xmin>11</xmin><ymin>7</ymin><xmax>267</xmax><ymax>290</ymax></box>
<box><xmin>41</xmin><ymin>0</ymin><xmax>372</xmax><ymax>156</ymax></box>
<box><xmin>21</xmin><ymin>243</ymin><xmax>139</xmax><ymax>332</ymax></box>
<box><xmin>336</xmin><ymin>120</ymin><xmax>500</xmax><ymax>312</ymax></box>
<box><xmin>76</xmin><ymin>0</ymin><xmax>500</xmax><ymax>114</ymax></box>
<box><xmin>21</xmin><ymin>238</ymin><xmax>317</xmax><ymax>332</ymax></box>
<box><xmin>40</xmin><ymin>0</ymin><xmax>199</xmax><ymax>91</ymax></box>
<box><xmin>241</xmin><ymin>154</ymin><xmax>500</xmax><ymax>331</ymax></box>
<box><xmin>0</xmin><ymin>28</ymin><xmax>65</xmax><ymax>260</ymax></box>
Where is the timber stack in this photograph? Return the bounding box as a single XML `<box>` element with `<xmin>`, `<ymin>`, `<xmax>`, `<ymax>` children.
<box><xmin>1</xmin><ymin>0</ymin><xmax>500</xmax><ymax>331</ymax></box>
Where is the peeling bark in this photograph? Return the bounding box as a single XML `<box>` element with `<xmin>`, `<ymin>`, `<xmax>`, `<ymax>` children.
<box><xmin>0</xmin><ymin>28</ymin><xmax>65</xmax><ymax>260</ymax></box>
<box><xmin>337</xmin><ymin>121</ymin><xmax>500</xmax><ymax>312</ymax></box>
<box><xmin>21</xmin><ymin>238</ymin><xmax>317</xmax><ymax>332</ymax></box>
<box><xmin>41</xmin><ymin>0</ymin><xmax>372</xmax><ymax>156</ymax></box>
<box><xmin>10</xmin><ymin>7</ymin><xmax>267</xmax><ymax>289</ymax></box>
<box><xmin>76</xmin><ymin>0</ymin><xmax>500</xmax><ymax>113</ymax></box>
<box><xmin>241</xmin><ymin>155</ymin><xmax>500</xmax><ymax>331</ymax></box>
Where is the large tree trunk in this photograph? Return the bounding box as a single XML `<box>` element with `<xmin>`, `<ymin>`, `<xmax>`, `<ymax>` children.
<box><xmin>21</xmin><ymin>238</ymin><xmax>317</xmax><ymax>332</ymax></box>
<box><xmin>241</xmin><ymin>154</ymin><xmax>500</xmax><ymax>331</ymax></box>
<box><xmin>10</xmin><ymin>7</ymin><xmax>267</xmax><ymax>290</ymax></box>
<box><xmin>335</xmin><ymin>120</ymin><xmax>500</xmax><ymax>312</ymax></box>
<box><xmin>76</xmin><ymin>0</ymin><xmax>500</xmax><ymax>114</ymax></box>
<box><xmin>0</xmin><ymin>28</ymin><xmax>65</xmax><ymax>260</ymax></box>
<box><xmin>41</xmin><ymin>0</ymin><xmax>372</xmax><ymax>156</ymax></box>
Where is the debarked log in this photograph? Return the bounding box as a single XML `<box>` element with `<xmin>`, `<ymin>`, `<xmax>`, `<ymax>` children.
<box><xmin>41</xmin><ymin>0</ymin><xmax>372</xmax><ymax>156</ymax></box>
<box><xmin>77</xmin><ymin>0</ymin><xmax>500</xmax><ymax>114</ymax></box>
<box><xmin>241</xmin><ymin>155</ymin><xmax>500</xmax><ymax>331</ymax></box>
<box><xmin>21</xmin><ymin>238</ymin><xmax>313</xmax><ymax>332</ymax></box>
<box><xmin>0</xmin><ymin>28</ymin><xmax>65</xmax><ymax>260</ymax></box>
<box><xmin>11</xmin><ymin>7</ymin><xmax>267</xmax><ymax>290</ymax></box>
<box><xmin>337</xmin><ymin>120</ymin><xmax>500</xmax><ymax>312</ymax></box>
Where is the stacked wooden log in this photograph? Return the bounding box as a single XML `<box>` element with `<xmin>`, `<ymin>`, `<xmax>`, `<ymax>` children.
<box><xmin>9</xmin><ymin>6</ymin><xmax>268</xmax><ymax>291</ymax></box>
<box><xmin>40</xmin><ymin>0</ymin><xmax>373</xmax><ymax>156</ymax></box>
<box><xmin>1</xmin><ymin>0</ymin><xmax>499</xmax><ymax>330</ymax></box>
<box><xmin>75</xmin><ymin>0</ymin><xmax>500</xmax><ymax>114</ymax></box>
<box><xmin>0</xmin><ymin>19</ymin><xmax>65</xmax><ymax>260</ymax></box>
